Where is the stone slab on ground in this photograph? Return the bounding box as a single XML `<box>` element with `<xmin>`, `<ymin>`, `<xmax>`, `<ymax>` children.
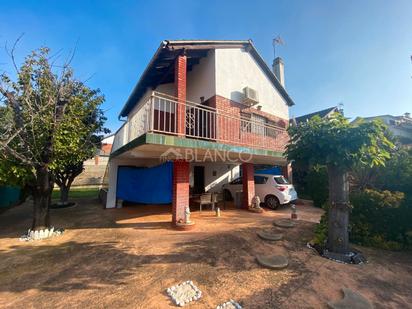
<box><xmin>216</xmin><ymin>299</ymin><xmax>243</xmax><ymax>309</ymax></box>
<box><xmin>257</xmin><ymin>230</ymin><xmax>283</xmax><ymax>241</ymax></box>
<box><xmin>166</xmin><ymin>281</ymin><xmax>202</xmax><ymax>307</ymax></box>
<box><xmin>273</xmin><ymin>219</ymin><xmax>296</xmax><ymax>228</ymax></box>
<box><xmin>256</xmin><ymin>255</ymin><xmax>289</xmax><ymax>270</ymax></box>
<box><xmin>328</xmin><ymin>288</ymin><xmax>373</xmax><ymax>309</ymax></box>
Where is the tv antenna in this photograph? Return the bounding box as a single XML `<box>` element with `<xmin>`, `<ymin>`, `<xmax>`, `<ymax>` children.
<box><xmin>338</xmin><ymin>102</ymin><xmax>344</xmax><ymax>114</ymax></box>
<box><xmin>272</xmin><ymin>36</ymin><xmax>284</xmax><ymax>59</ymax></box>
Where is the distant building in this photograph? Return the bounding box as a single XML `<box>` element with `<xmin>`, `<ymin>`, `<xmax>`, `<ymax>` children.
<box><xmin>292</xmin><ymin>106</ymin><xmax>341</xmax><ymax>125</ymax></box>
<box><xmin>100</xmin><ymin>134</ymin><xmax>114</xmax><ymax>156</ymax></box>
<box><xmin>352</xmin><ymin>113</ymin><xmax>412</xmax><ymax>146</ymax></box>
<box><xmin>72</xmin><ymin>134</ymin><xmax>114</xmax><ymax>187</ymax></box>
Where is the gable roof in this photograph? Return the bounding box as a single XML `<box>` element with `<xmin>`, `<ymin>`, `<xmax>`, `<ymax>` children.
<box><xmin>119</xmin><ymin>40</ymin><xmax>295</xmax><ymax>118</ymax></box>
<box><xmin>293</xmin><ymin>106</ymin><xmax>339</xmax><ymax>124</ymax></box>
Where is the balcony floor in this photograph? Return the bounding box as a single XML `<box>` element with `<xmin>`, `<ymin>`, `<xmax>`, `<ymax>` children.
<box><xmin>111</xmin><ymin>133</ymin><xmax>286</xmax><ymax>165</ymax></box>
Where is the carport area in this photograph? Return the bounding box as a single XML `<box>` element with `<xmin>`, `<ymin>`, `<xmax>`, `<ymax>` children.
<box><xmin>105</xmin><ymin>134</ymin><xmax>291</xmax><ymax>227</ymax></box>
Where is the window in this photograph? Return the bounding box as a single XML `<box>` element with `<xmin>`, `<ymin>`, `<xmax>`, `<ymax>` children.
<box><xmin>254</xmin><ymin>176</ymin><xmax>268</xmax><ymax>184</ymax></box>
<box><xmin>266</xmin><ymin>119</ymin><xmax>278</xmax><ymax>137</ymax></box>
<box><xmin>241</xmin><ymin>112</ymin><xmax>280</xmax><ymax>137</ymax></box>
<box><xmin>230</xmin><ymin>177</ymin><xmax>242</xmax><ymax>185</ymax></box>
<box><xmin>240</xmin><ymin>113</ymin><xmax>251</xmax><ymax>132</ymax></box>
<box><xmin>251</xmin><ymin>114</ymin><xmax>266</xmax><ymax>135</ymax></box>
<box><xmin>273</xmin><ymin>176</ymin><xmax>289</xmax><ymax>184</ymax></box>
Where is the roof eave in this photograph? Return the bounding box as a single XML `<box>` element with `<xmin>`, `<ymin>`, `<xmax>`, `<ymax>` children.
<box><xmin>119</xmin><ymin>41</ymin><xmax>168</xmax><ymax>118</ymax></box>
<box><xmin>246</xmin><ymin>41</ymin><xmax>295</xmax><ymax>106</ymax></box>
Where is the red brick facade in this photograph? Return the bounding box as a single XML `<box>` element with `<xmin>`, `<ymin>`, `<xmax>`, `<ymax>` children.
<box><xmin>242</xmin><ymin>162</ymin><xmax>255</xmax><ymax>208</ymax></box>
<box><xmin>172</xmin><ymin>160</ymin><xmax>190</xmax><ymax>224</ymax></box>
<box><xmin>205</xmin><ymin>95</ymin><xmax>289</xmax><ymax>153</ymax></box>
<box><xmin>175</xmin><ymin>55</ymin><xmax>187</xmax><ymax>136</ymax></box>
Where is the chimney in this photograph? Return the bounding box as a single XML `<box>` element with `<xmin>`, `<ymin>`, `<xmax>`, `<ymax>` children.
<box><xmin>273</xmin><ymin>57</ymin><xmax>285</xmax><ymax>87</ymax></box>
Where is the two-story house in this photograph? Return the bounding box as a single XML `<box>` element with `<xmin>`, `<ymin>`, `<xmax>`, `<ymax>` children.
<box><xmin>106</xmin><ymin>40</ymin><xmax>295</xmax><ymax>226</ymax></box>
<box><xmin>352</xmin><ymin>113</ymin><xmax>412</xmax><ymax>146</ymax></box>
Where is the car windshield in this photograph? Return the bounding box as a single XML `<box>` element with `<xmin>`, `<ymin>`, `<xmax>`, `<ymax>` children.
<box><xmin>273</xmin><ymin>176</ymin><xmax>289</xmax><ymax>184</ymax></box>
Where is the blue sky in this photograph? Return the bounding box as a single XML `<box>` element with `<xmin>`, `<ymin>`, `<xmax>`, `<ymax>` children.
<box><xmin>1</xmin><ymin>0</ymin><xmax>411</xmax><ymax>132</ymax></box>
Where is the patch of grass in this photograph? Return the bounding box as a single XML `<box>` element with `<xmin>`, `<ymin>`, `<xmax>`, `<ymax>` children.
<box><xmin>52</xmin><ymin>187</ymin><xmax>99</xmax><ymax>200</ymax></box>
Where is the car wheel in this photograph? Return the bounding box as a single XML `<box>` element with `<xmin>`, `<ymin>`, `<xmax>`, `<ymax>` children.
<box><xmin>265</xmin><ymin>195</ymin><xmax>280</xmax><ymax>210</ymax></box>
<box><xmin>223</xmin><ymin>189</ymin><xmax>233</xmax><ymax>201</ymax></box>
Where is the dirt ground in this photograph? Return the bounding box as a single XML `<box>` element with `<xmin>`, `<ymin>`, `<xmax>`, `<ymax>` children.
<box><xmin>0</xmin><ymin>199</ymin><xmax>411</xmax><ymax>309</ymax></box>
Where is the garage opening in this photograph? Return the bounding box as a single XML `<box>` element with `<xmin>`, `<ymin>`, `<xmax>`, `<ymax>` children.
<box><xmin>116</xmin><ymin>162</ymin><xmax>172</xmax><ymax>204</ymax></box>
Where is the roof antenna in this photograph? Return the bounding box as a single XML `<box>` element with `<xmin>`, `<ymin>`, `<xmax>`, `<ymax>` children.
<box><xmin>338</xmin><ymin>102</ymin><xmax>344</xmax><ymax>115</ymax></box>
<box><xmin>410</xmin><ymin>54</ymin><xmax>412</xmax><ymax>78</ymax></box>
<box><xmin>272</xmin><ymin>36</ymin><xmax>284</xmax><ymax>59</ymax></box>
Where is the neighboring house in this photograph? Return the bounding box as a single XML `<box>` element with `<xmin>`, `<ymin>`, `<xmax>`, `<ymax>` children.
<box><xmin>107</xmin><ymin>40</ymin><xmax>295</xmax><ymax>225</ymax></box>
<box><xmin>72</xmin><ymin>134</ymin><xmax>114</xmax><ymax>187</ymax></box>
<box><xmin>292</xmin><ymin>106</ymin><xmax>340</xmax><ymax>125</ymax></box>
<box><xmin>352</xmin><ymin>113</ymin><xmax>412</xmax><ymax>146</ymax></box>
<box><xmin>100</xmin><ymin>134</ymin><xmax>114</xmax><ymax>156</ymax></box>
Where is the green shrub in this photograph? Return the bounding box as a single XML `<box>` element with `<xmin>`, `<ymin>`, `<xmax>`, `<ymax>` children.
<box><xmin>375</xmin><ymin>148</ymin><xmax>412</xmax><ymax>195</ymax></box>
<box><xmin>313</xmin><ymin>210</ymin><xmax>328</xmax><ymax>245</ymax></box>
<box><xmin>305</xmin><ymin>166</ymin><xmax>328</xmax><ymax>208</ymax></box>
<box><xmin>350</xmin><ymin>189</ymin><xmax>411</xmax><ymax>250</ymax></box>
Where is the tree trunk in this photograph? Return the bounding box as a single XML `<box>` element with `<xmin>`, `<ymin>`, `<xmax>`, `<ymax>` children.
<box><xmin>31</xmin><ymin>166</ymin><xmax>53</xmax><ymax>230</ymax></box>
<box><xmin>59</xmin><ymin>184</ymin><xmax>70</xmax><ymax>205</ymax></box>
<box><xmin>326</xmin><ymin>165</ymin><xmax>350</xmax><ymax>253</ymax></box>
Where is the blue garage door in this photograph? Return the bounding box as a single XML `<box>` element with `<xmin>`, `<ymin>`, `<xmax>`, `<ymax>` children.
<box><xmin>116</xmin><ymin>162</ymin><xmax>172</xmax><ymax>204</ymax></box>
<box><xmin>255</xmin><ymin>166</ymin><xmax>282</xmax><ymax>175</ymax></box>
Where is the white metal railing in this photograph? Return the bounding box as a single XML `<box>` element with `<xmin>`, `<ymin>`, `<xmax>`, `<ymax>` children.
<box><xmin>111</xmin><ymin>92</ymin><xmax>288</xmax><ymax>153</ymax></box>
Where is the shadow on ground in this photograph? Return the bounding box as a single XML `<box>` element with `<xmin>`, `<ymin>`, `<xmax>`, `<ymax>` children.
<box><xmin>0</xmin><ymin>223</ymin><xmax>313</xmax><ymax>294</ymax></box>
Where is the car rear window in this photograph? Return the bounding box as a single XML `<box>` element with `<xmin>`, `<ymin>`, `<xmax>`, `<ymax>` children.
<box><xmin>230</xmin><ymin>177</ymin><xmax>242</xmax><ymax>185</ymax></box>
<box><xmin>273</xmin><ymin>176</ymin><xmax>289</xmax><ymax>184</ymax></box>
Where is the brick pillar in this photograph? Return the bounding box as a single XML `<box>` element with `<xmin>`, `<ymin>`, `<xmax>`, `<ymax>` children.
<box><xmin>242</xmin><ymin>163</ymin><xmax>255</xmax><ymax>209</ymax></box>
<box><xmin>281</xmin><ymin>163</ymin><xmax>293</xmax><ymax>183</ymax></box>
<box><xmin>172</xmin><ymin>160</ymin><xmax>190</xmax><ymax>224</ymax></box>
<box><xmin>175</xmin><ymin>54</ymin><xmax>187</xmax><ymax>136</ymax></box>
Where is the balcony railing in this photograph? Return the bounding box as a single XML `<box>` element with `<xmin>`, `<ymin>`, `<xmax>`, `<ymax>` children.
<box><xmin>112</xmin><ymin>92</ymin><xmax>288</xmax><ymax>154</ymax></box>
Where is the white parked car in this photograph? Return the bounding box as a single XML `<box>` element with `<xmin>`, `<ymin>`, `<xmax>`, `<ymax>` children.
<box><xmin>222</xmin><ymin>173</ymin><xmax>298</xmax><ymax>209</ymax></box>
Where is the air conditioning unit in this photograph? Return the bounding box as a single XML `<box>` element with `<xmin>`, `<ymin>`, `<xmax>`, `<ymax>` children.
<box><xmin>242</xmin><ymin>87</ymin><xmax>259</xmax><ymax>106</ymax></box>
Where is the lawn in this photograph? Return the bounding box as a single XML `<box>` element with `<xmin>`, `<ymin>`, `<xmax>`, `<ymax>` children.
<box><xmin>0</xmin><ymin>199</ymin><xmax>411</xmax><ymax>308</ymax></box>
<box><xmin>51</xmin><ymin>187</ymin><xmax>99</xmax><ymax>200</ymax></box>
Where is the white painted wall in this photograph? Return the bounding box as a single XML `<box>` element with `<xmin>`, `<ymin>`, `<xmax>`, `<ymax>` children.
<box><xmin>190</xmin><ymin>163</ymin><xmax>240</xmax><ymax>193</ymax></box>
<box><xmin>186</xmin><ymin>50</ymin><xmax>216</xmax><ymax>103</ymax></box>
<box><xmin>215</xmin><ymin>48</ymin><xmax>289</xmax><ymax>120</ymax></box>
<box><xmin>155</xmin><ymin>83</ymin><xmax>175</xmax><ymax>97</ymax></box>
<box><xmin>102</xmin><ymin>135</ymin><xmax>114</xmax><ymax>145</ymax></box>
<box><xmin>128</xmin><ymin>89</ymin><xmax>153</xmax><ymax>120</ymax></box>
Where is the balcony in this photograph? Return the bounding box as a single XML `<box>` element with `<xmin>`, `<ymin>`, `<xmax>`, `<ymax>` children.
<box><xmin>112</xmin><ymin>92</ymin><xmax>288</xmax><ymax>155</ymax></box>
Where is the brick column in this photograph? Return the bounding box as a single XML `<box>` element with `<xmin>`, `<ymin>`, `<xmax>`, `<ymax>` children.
<box><xmin>175</xmin><ymin>54</ymin><xmax>187</xmax><ymax>136</ymax></box>
<box><xmin>242</xmin><ymin>162</ymin><xmax>255</xmax><ymax>209</ymax></box>
<box><xmin>281</xmin><ymin>163</ymin><xmax>293</xmax><ymax>183</ymax></box>
<box><xmin>172</xmin><ymin>160</ymin><xmax>190</xmax><ymax>224</ymax></box>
